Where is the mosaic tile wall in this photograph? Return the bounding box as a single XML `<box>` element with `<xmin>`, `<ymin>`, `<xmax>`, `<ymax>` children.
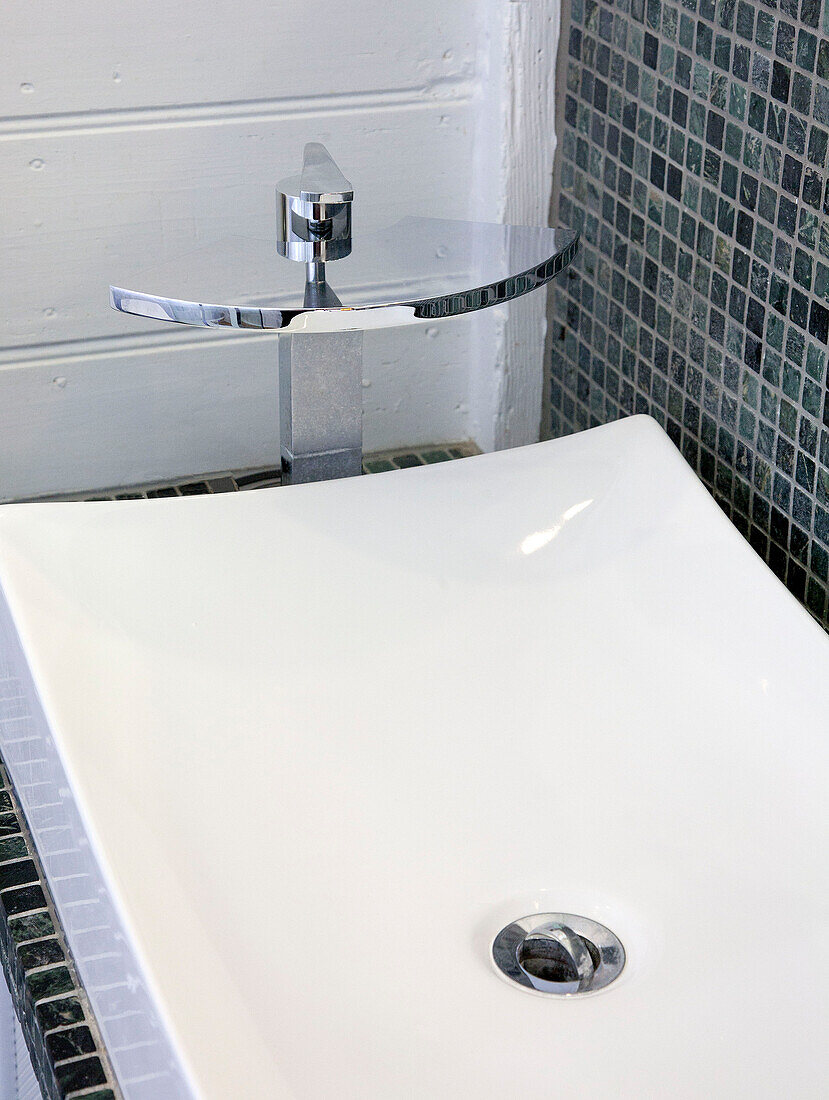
<box><xmin>0</xmin><ymin>759</ymin><xmax>118</xmax><ymax>1100</ymax></box>
<box><xmin>551</xmin><ymin>0</ymin><xmax>829</xmax><ymax>624</ymax></box>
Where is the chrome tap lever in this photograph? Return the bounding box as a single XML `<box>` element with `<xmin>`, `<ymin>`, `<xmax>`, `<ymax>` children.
<box><xmin>277</xmin><ymin>143</ymin><xmax>353</xmax><ymax>263</ymax></box>
<box><xmin>298</xmin><ymin>142</ymin><xmax>353</xmax><ymax>204</ymax></box>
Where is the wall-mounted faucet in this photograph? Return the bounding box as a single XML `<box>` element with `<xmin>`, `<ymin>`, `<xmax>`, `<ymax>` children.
<box><xmin>110</xmin><ymin>143</ymin><xmax>579</xmax><ymax>484</ymax></box>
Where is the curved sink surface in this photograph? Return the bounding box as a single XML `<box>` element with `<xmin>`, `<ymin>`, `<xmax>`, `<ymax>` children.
<box><xmin>0</xmin><ymin>415</ymin><xmax>826</xmax><ymax>1097</ymax></box>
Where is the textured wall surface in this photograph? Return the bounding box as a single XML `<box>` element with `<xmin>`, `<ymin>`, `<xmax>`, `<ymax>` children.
<box><xmin>551</xmin><ymin>0</ymin><xmax>829</xmax><ymax>625</ymax></box>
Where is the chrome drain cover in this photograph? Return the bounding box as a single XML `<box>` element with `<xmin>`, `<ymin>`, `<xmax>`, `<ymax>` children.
<box><xmin>492</xmin><ymin>913</ymin><xmax>625</xmax><ymax>996</ymax></box>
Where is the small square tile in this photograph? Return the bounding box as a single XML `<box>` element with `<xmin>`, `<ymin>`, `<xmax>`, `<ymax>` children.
<box><xmin>800</xmin><ymin>0</ymin><xmax>820</xmax><ymax>29</ymax></box>
<box><xmin>8</xmin><ymin>912</ymin><xmax>55</xmax><ymax>943</ymax></box>
<box><xmin>54</xmin><ymin>1056</ymin><xmax>107</xmax><ymax>1093</ymax></box>
<box><xmin>1</xmin><ymin>883</ymin><xmax>46</xmax><ymax>916</ymax></box>
<box><xmin>17</xmin><ymin>938</ymin><xmax>65</xmax><ymax>971</ymax></box>
<box><xmin>26</xmin><ymin>965</ymin><xmax>74</xmax><ymax>1002</ymax></box>
<box><xmin>788</xmin><ymin>115</ymin><xmax>807</xmax><ymax>154</ymax></box>
<box><xmin>0</xmin><ymin>836</ymin><xmax>27</xmax><ymax>862</ymax></box>
<box><xmin>792</xmin><ymin>72</ymin><xmax>813</xmax><ymax>113</ymax></box>
<box><xmin>808</xmin><ymin>126</ymin><xmax>828</xmax><ymax>166</ymax></box>
<box><xmin>736</xmin><ymin>1</ymin><xmax>754</xmax><ymax>40</ymax></box>
<box><xmin>776</xmin><ymin>21</ymin><xmax>796</xmax><ymax>62</ymax></box>
<box><xmin>35</xmin><ymin>997</ymin><xmax>85</xmax><ymax>1032</ymax></box>
<box><xmin>45</xmin><ymin>1025</ymin><xmax>96</xmax><ymax>1061</ymax></box>
<box><xmin>797</xmin><ymin>30</ymin><xmax>818</xmax><ymax>71</ymax></box>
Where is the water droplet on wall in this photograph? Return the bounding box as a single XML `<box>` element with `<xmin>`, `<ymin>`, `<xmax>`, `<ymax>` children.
<box><xmin>29</xmin><ymin>158</ymin><xmax>44</xmax><ymax>171</ymax></box>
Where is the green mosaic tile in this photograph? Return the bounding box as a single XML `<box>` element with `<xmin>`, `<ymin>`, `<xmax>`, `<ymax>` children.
<box><xmin>26</xmin><ymin>965</ymin><xmax>74</xmax><ymax>1002</ymax></box>
<box><xmin>0</xmin><ymin>765</ymin><xmax>123</xmax><ymax>1100</ymax></box>
<box><xmin>553</xmin><ymin>0</ymin><xmax>829</xmax><ymax>626</ymax></box>
<box><xmin>17</xmin><ymin>938</ymin><xmax>65</xmax><ymax>971</ymax></box>
<box><xmin>0</xmin><ymin>836</ymin><xmax>27</xmax><ymax>862</ymax></box>
<box><xmin>8</xmin><ymin>911</ymin><xmax>55</xmax><ymax>944</ymax></box>
<box><xmin>35</xmin><ymin>997</ymin><xmax>85</xmax><ymax>1032</ymax></box>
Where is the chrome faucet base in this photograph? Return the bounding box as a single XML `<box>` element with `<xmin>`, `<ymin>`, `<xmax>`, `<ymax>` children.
<box><xmin>280</xmin><ymin>446</ymin><xmax>363</xmax><ymax>485</ymax></box>
<box><xmin>278</xmin><ymin>330</ymin><xmax>364</xmax><ymax>485</ymax></box>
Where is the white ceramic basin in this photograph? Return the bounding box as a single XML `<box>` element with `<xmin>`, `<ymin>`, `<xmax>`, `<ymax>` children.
<box><xmin>0</xmin><ymin>415</ymin><xmax>826</xmax><ymax>1098</ymax></box>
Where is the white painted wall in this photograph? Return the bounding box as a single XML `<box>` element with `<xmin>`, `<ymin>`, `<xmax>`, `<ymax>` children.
<box><xmin>0</xmin><ymin>1</ymin><xmax>558</xmax><ymax>499</ymax></box>
<box><xmin>468</xmin><ymin>0</ymin><xmax>563</xmax><ymax>454</ymax></box>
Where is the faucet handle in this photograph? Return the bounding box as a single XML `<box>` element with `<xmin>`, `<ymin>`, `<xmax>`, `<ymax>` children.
<box><xmin>277</xmin><ymin>143</ymin><xmax>353</xmax><ymax>263</ymax></box>
<box><xmin>299</xmin><ymin>143</ymin><xmax>353</xmax><ymax>205</ymax></box>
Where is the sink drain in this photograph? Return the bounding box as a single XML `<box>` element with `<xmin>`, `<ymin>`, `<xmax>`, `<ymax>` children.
<box><xmin>492</xmin><ymin>913</ymin><xmax>625</xmax><ymax>996</ymax></box>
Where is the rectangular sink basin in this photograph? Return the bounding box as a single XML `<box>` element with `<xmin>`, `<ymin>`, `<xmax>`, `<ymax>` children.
<box><xmin>0</xmin><ymin>415</ymin><xmax>826</xmax><ymax>1097</ymax></box>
